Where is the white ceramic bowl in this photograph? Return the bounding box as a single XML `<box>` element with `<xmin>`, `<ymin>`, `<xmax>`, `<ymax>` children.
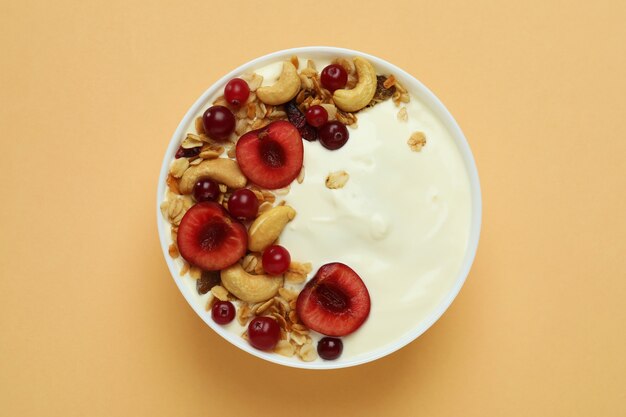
<box><xmin>157</xmin><ymin>46</ymin><xmax>481</xmax><ymax>369</ymax></box>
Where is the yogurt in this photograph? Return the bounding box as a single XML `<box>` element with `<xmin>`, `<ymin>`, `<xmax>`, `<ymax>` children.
<box><xmin>170</xmin><ymin>56</ymin><xmax>472</xmax><ymax>362</ymax></box>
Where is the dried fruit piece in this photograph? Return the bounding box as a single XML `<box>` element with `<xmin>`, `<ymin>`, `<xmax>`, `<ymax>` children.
<box><xmin>285</xmin><ymin>100</ymin><xmax>318</xmax><ymax>142</ymax></box>
<box><xmin>197</xmin><ymin>270</ymin><xmax>220</xmax><ymax>295</ymax></box>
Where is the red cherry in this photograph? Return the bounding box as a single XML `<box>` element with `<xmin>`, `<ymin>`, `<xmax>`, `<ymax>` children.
<box><xmin>227</xmin><ymin>189</ymin><xmax>259</xmax><ymax>220</ymax></box>
<box><xmin>317</xmin><ymin>337</ymin><xmax>343</xmax><ymax>360</ymax></box>
<box><xmin>212</xmin><ymin>300</ymin><xmax>236</xmax><ymax>325</ymax></box>
<box><xmin>247</xmin><ymin>317</ymin><xmax>280</xmax><ymax>351</ymax></box>
<box><xmin>320</xmin><ymin>64</ymin><xmax>348</xmax><ymax>92</ymax></box>
<box><xmin>193</xmin><ymin>178</ymin><xmax>220</xmax><ymax>202</ymax></box>
<box><xmin>305</xmin><ymin>105</ymin><xmax>328</xmax><ymax>128</ymax></box>
<box><xmin>203</xmin><ymin>105</ymin><xmax>235</xmax><ymax>140</ymax></box>
<box><xmin>262</xmin><ymin>245</ymin><xmax>291</xmax><ymax>275</ymax></box>
<box><xmin>224</xmin><ymin>78</ymin><xmax>250</xmax><ymax>108</ymax></box>
<box><xmin>319</xmin><ymin>121</ymin><xmax>349</xmax><ymax>150</ymax></box>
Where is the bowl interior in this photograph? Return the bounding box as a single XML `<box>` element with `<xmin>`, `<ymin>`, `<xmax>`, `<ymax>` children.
<box><xmin>156</xmin><ymin>46</ymin><xmax>481</xmax><ymax>369</ymax></box>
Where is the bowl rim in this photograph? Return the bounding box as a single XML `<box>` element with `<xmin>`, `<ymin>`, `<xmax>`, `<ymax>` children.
<box><xmin>156</xmin><ymin>46</ymin><xmax>482</xmax><ymax>370</ymax></box>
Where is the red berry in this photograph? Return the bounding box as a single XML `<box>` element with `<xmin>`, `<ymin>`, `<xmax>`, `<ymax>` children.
<box><xmin>193</xmin><ymin>178</ymin><xmax>220</xmax><ymax>202</ymax></box>
<box><xmin>296</xmin><ymin>263</ymin><xmax>371</xmax><ymax>337</ymax></box>
<box><xmin>305</xmin><ymin>105</ymin><xmax>328</xmax><ymax>127</ymax></box>
<box><xmin>236</xmin><ymin>121</ymin><xmax>304</xmax><ymax>189</ymax></box>
<box><xmin>317</xmin><ymin>337</ymin><xmax>343</xmax><ymax>360</ymax></box>
<box><xmin>320</xmin><ymin>64</ymin><xmax>348</xmax><ymax>92</ymax></box>
<box><xmin>177</xmin><ymin>202</ymin><xmax>247</xmax><ymax>271</ymax></box>
<box><xmin>319</xmin><ymin>121</ymin><xmax>349</xmax><ymax>150</ymax></box>
<box><xmin>247</xmin><ymin>317</ymin><xmax>280</xmax><ymax>351</ymax></box>
<box><xmin>262</xmin><ymin>245</ymin><xmax>291</xmax><ymax>275</ymax></box>
<box><xmin>212</xmin><ymin>300</ymin><xmax>236</xmax><ymax>325</ymax></box>
<box><xmin>203</xmin><ymin>105</ymin><xmax>235</xmax><ymax>140</ymax></box>
<box><xmin>227</xmin><ymin>189</ymin><xmax>259</xmax><ymax>220</ymax></box>
<box><xmin>224</xmin><ymin>78</ymin><xmax>250</xmax><ymax>108</ymax></box>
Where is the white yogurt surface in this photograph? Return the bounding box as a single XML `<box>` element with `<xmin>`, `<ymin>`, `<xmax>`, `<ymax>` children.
<box><xmin>171</xmin><ymin>56</ymin><xmax>472</xmax><ymax>362</ymax></box>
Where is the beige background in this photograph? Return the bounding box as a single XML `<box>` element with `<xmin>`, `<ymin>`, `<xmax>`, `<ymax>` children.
<box><xmin>1</xmin><ymin>1</ymin><xmax>625</xmax><ymax>416</ymax></box>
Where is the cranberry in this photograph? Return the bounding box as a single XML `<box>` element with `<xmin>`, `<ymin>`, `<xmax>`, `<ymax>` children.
<box><xmin>262</xmin><ymin>245</ymin><xmax>291</xmax><ymax>275</ymax></box>
<box><xmin>224</xmin><ymin>78</ymin><xmax>250</xmax><ymax>108</ymax></box>
<box><xmin>227</xmin><ymin>189</ymin><xmax>259</xmax><ymax>220</ymax></box>
<box><xmin>193</xmin><ymin>178</ymin><xmax>220</xmax><ymax>202</ymax></box>
<box><xmin>305</xmin><ymin>105</ymin><xmax>328</xmax><ymax>127</ymax></box>
<box><xmin>319</xmin><ymin>121</ymin><xmax>349</xmax><ymax>150</ymax></box>
<box><xmin>248</xmin><ymin>317</ymin><xmax>280</xmax><ymax>351</ymax></box>
<box><xmin>212</xmin><ymin>300</ymin><xmax>236</xmax><ymax>325</ymax></box>
<box><xmin>202</xmin><ymin>105</ymin><xmax>235</xmax><ymax>140</ymax></box>
<box><xmin>317</xmin><ymin>337</ymin><xmax>343</xmax><ymax>360</ymax></box>
<box><xmin>320</xmin><ymin>64</ymin><xmax>348</xmax><ymax>92</ymax></box>
<box><xmin>175</xmin><ymin>146</ymin><xmax>201</xmax><ymax>159</ymax></box>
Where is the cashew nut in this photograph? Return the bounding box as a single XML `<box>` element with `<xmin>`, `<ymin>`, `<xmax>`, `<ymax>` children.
<box><xmin>256</xmin><ymin>61</ymin><xmax>301</xmax><ymax>105</ymax></box>
<box><xmin>332</xmin><ymin>57</ymin><xmax>377</xmax><ymax>112</ymax></box>
<box><xmin>179</xmin><ymin>158</ymin><xmax>246</xmax><ymax>194</ymax></box>
<box><xmin>248</xmin><ymin>205</ymin><xmax>296</xmax><ymax>252</ymax></box>
<box><xmin>220</xmin><ymin>263</ymin><xmax>283</xmax><ymax>303</ymax></box>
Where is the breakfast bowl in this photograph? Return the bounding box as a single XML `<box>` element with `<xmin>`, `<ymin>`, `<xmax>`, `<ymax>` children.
<box><xmin>156</xmin><ymin>46</ymin><xmax>481</xmax><ymax>369</ymax></box>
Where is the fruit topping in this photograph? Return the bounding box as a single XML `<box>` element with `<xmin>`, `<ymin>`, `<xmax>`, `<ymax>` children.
<box><xmin>305</xmin><ymin>105</ymin><xmax>328</xmax><ymax>128</ymax></box>
<box><xmin>296</xmin><ymin>262</ymin><xmax>370</xmax><ymax>336</ymax></box>
<box><xmin>212</xmin><ymin>300</ymin><xmax>236</xmax><ymax>325</ymax></box>
<box><xmin>235</xmin><ymin>120</ymin><xmax>304</xmax><ymax>189</ymax></box>
<box><xmin>319</xmin><ymin>121</ymin><xmax>349</xmax><ymax>150</ymax></box>
<box><xmin>196</xmin><ymin>270</ymin><xmax>220</xmax><ymax>295</ymax></box>
<box><xmin>192</xmin><ymin>178</ymin><xmax>220</xmax><ymax>202</ymax></box>
<box><xmin>285</xmin><ymin>100</ymin><xmax>318</xmax><ymax>141</ymax></box>
<box><xmin>224</xmin><ymin>78</ymin><xmax>250</xmax><ymax>108</ymax></box>
<box><xmin>203</xmin><ymin>105</ymin><xmax>235</xmax><ymax>140</ymax></box>
<box><xmin>262</xmin><ymin>245</ymin><xmax>291</xmax><ymax>275</ymax></box>
<box><xmin>175</xmin><ymin>146</ymin><xmax>201</xmax><ymax>159</ymax></box>
<box><xmin>177</xmin><ymin>202</ymin><xmax>247</xmax><ymax>271</ymax></box>
<box><xmin>320</xmin><ymin>64</ymin><xmax>348</xmax><ymax>92</ymax></box>
<box><xmin>248</xmin><ymin>316</ymin><xmax>280</xmax><ymax>351</ymax></box>
<box><xmin>317</xmin><ymin>337</ymin><xmax>343</xmax><ymax>360</ymax></box>
<box><xmin>227</xmin><ymin>188</ymin><xmax>259</xmax><ymax>220</ymax></box>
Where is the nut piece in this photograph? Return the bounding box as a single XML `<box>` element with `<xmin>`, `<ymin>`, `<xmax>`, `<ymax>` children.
<box><xmin>274</xmin><ymin>339</ymin><xmax>296</xmax><ymax>357</ymax></box>
<box><xmin>408</xmin><ymin>131</ymin><xmax>427</xmax><ymax>152</ymax></box>
<box><xmin>397</xmin><ymin>107</ymin><xmax>408</xmax><ymax>122</ymax></box>
<box><xmin>220</xmin><ymin>263</ymin><xmax>283</xmax><ymax>303</ymax></box>
<box><xmin>179</xmin><ymin>158</ymin><xmax>247</xmax><ymax>193</ymax></box>
<box><xmin>169</xmin><ymin>158</ymin><xmax>189</xmax><ymax>178</ymax></box>
<box><xmin>256</xmin><ymin>61</ymin><xmax>301</xmax><ymax>105</ymax></box>
<box><xmin>248</xmin><ymin>205</ymin><xmax>296</xmax><ymax>252</ymax></box>
<box><xmin>298</xmin><ymin>343</ymin><xmax>318</xmax><ymax>362</ymax></box>
<box><xmin>325</xmin><ymin>170</ymin><xmax>350</xmax><ymax>189</ymax></box>
<box><xmin>285</xmin><ymin>261</ymin><xmax>312</xmax><ymax>283</ymax></box>
<box><xmin>332</xmin><ymin>57</ymin><xmax>377</xmax><ymax>112</ymax></box>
